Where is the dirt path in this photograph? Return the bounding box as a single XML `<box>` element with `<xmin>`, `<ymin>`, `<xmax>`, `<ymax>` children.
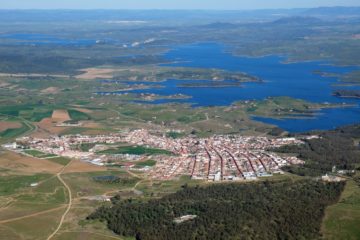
<box><xmin>0</xmin><ymin>205</ymin><xmax>66</xmax><ymax>224</ymax></box>
<box><xmin>133</xmin><ymin>179</ymin><xmax>144</xmax><ymax>191</ymax></box>
<box><xmin>46</xmin><ymin>160</ymin><xmax>73</xmax><ymax>240</ymax></box>
<box><xmin>126</xmin><ymin>169</ymin><xmax>141</xmax><ymax>179</ymax></box>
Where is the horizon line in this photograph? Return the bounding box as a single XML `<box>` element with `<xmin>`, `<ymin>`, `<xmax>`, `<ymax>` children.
<box><xmin>0</xmin><ymin>6</ymin><xmax>358</xmax><ymax>11</ymax></box>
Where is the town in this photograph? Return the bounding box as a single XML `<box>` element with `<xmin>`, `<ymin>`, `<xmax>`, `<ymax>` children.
<box><xmin>5</xmin><ymin>129</ymin><xmax>306</xmax><ymax>181</ymax></box>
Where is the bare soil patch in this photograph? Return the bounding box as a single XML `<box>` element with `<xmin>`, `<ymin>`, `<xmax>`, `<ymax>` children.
<box><xmin>0</xmin><ymin>122</ymin><xmax>21</xmax><ymax>132</ymax></box>
<box><xmin>31</xmin><ymin>118</ymin><xmax>69</xmax><ymax>138</ymax></box>
<box><xmin>72</xmin><ymin>108</ymin><xmax>93</xmax><ymax>114</ymax></box>
<box><xmin>0</xmin><ymin>82</ymin><xmax>11</xmax><ymax>88</ymax></box>
<box><xmin>40</xmin><ymin>87</ymin><xmax>60</xmax><ymax>94</ymax></box>
<box><xmin>0</xmin><ymin>151</ymin><xmax>63</xmax><ymax>174</ymax></box>
<box><xmin>63</xmin><ymin>160</ymin><xmax>106</xmax><ymax>173</ymax></box>
<box><xmin>81</xmin><ymin>121</ymin><xmax>100</xmax><ymax>128</ymax></box>
<box><xmin>76</xmin><ymin>68</ymin><xmax>115</xmax><ymax>80</ymax></box>
<box><xmin>51</xmin><ymin>110</ymin><xmax>71</xmax><ymax>122</ymax></box>
<box><xmin>0</xmin><ymin>73</ymin><xmax>68</xmax><ymax>78</ymax></box>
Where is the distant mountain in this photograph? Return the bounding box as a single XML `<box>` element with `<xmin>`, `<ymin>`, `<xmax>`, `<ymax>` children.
<box><xmin>202</xmin><ymin>22</ymin><xmax>237</xmax><ymax>29</ymax></box>
<box><xmin>303</xmin><ymin>7</ymin><xmax>360</xmax><ymax>17</ymax></box>
<box><xmin>272</xmin><ymin>16</ymin><xmax>323</xmax><ymax>25</ymax></box>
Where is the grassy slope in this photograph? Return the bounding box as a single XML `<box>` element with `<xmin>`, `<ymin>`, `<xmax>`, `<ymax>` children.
<box><xmin>322</xmin><ymin>178</ymin><xmax>360</xmax><ymax>240</ymax></box>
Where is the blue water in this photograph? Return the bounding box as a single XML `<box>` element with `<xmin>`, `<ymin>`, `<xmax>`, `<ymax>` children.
<box><xmin>1</xmin><ymin>34</ymin><xmax>358</xmax><ymax>132</ymax></box>
<box><xmin>108</xmin><ymin>43</ymin><xmax>360</xmax><ymax>132</ymax></box>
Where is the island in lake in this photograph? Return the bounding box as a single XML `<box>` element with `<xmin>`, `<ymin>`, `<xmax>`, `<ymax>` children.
<box><xmin>333</xmin><ymin>90</ymin><xmax>360</xmax><ymax>99</ymax></box>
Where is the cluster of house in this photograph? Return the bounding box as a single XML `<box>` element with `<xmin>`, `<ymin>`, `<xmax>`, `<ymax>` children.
<box><xmin>125</xmin><ymin>130</ymin><xmax>305</xmax><ymax>181</ymax></box>
<box><xmin>8</xmin><ymin>129</ymin><xmax>307</xmax><ymax>181</ymax></box>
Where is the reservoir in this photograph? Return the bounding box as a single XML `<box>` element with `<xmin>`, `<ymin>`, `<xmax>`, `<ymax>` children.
<box><xmin>123</xmin><ymin>43</ymin><xmax>360</xmax><ymax>132</ymax></box>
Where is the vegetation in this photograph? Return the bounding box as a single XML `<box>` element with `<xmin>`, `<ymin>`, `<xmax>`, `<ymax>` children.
<box><xmin>100</xmin><ymin>146</ymin><xmax>173</xmax><ymax>156</ymax></box>
<box><xmin>322</xmin><ymin>178</ymin><xmax>360</xmax><ymax>239</ymax></box>
<box><xmin>273</xmin><ymin>125</ymin><xmax>360</xmax><ymax>176</ymax></box>
<box><xmin>0</xmin><ymin>105</ymin><xmax>34</xmax><ymax>117</ymax></box>
<box><xmin>26</xmin><ymin>110</ymin><xmax>53</xmax><ymax>122</ymax></box>
<box><xmin>68</xmin><ymin>109</ymin><xmax>91</xmax><ymax>121</ymax></box>
<box><xmin>92</xmin><ymin>175</ymin><xmax>139</xmax><ymax>185</ymax></box>
<box><xmin>0</xmin><ymin>123</ymin><xmax>30</xmax><ymax>139</ymax></box>
<box><xmin>88</xmin><ymin>180</ymin><xmax>345</xmax><ymax>240</ymax></box>
<box><xmin>333</xmin><ymin>90</ymin><xmax>360</xmax><ymax>99</ymax></box>
<box><xmin>0</xmin><ymin>174</ymin><xmax>50</xmax><ymax>196</ymax></box>
<box><xmin>24</xmin><ymin>149</ymin><xmax>56</xmax><ymax>158</ymax></box>
<box><xmin>166</xmin><ymin>131</ymin><xmax>185</xmax><ymax>139</ymax></box>
<box><xmin>135</xmin><ymin>160</ymin><xmax>157</xmax><ymax>168</ymax></box>
<box><xmin>77</xmin><ymin>143</ymin><xmax>97</xmax><ymax>152</ymax></box>
<box><xmin>109</xmin><ymin>66</ymin><xmax>259</xmax><ymax>83</ymax></box>
<box><xmin>46</xmin><ymin>156</ymin><xmax>71</xmax><ymax>166</ymax></box>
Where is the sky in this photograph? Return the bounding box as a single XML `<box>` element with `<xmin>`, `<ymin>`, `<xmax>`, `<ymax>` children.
<box><xmin>0</xmin><ymin>0</ymin><xmax>359</xmax><ymax>10</ymax></box>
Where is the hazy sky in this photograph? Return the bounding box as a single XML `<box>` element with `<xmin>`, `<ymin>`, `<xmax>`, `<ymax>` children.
<box><xmin>0</xmin><ymin>0</ymin><xmax>359</xmax><ymax>10</ymax></box>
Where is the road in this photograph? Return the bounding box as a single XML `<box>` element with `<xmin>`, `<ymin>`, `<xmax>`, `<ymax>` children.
<box><xmin>46</xmin><ymin>160</ymin><xmax>73</xmax><ymax>240</ymax></box>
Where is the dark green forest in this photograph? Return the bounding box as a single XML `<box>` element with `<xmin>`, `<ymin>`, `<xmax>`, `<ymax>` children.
<box><xmin>88</xmin><ymin>180</ymin><xmax>344</xmax><ymax>240</ymax></box>
<box><xmin>275</xmin><ymin>125</ymin><xmax>360</xmax><ymax>176</ymax></box>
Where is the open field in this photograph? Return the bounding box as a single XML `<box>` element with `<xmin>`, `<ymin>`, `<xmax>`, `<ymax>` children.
<box><xmin>68</xmin><ymin>109</ymin><xmax>91</xmax><ymax>121</ymax></box>
<box><xmin>41</xmin><ymin>87</ymin><xmax>61</xmax><ymax>95</ymax></box>
<box><xmin>24</xmin><ymin>149</ymin><xmax>56</xmax><ymax>158</ymax></box>
<box><xmin>322</xmin><ymin>178</ymin><xmax>360</xmax><ymax>240</ymax></box>
<box><xmin>99</xmin><ymin>145</ymin><xmax>173</xmax><ymax>156</ymax></box>
<box><xmin>62</xmin><ymin>170</ymin><xmax>138</xmax><ymax>197</ymax></box>
<box><xmin>0</xmin><ymin>151</ymin><xmax>63</xmax><ymax>174</ymax></box>
<box><xmin>0</xmin><ymin>122</ymin><xmax>21</xmax><ymax>132</ymax></box>
<box><xmin>46</xmin><ymin>157</ymin><xmax>72</xmax><ymax>166</ymax></box>
<box><xmin>0</xmin><ymin>123</ymin><xmax>30</xmax><ymax>140</ymax></box>
<box><xmin>63</xmin><ymin>160</ymin><xmax>107</xmax><ymax>174</ymax></box>
<box><xmin>76</xmin><ymin>68</ymin><xmax>115</xmax><ymax>80</ymax></box>
<box><xmin>71</xmin><ymin>107</ymin><xmax>93</xmax><ymax>114</ymax></box>
<box><xmin>32</xmin><ymin>118</ymin><xmax>69</xmax><ymax>138</ymax></box>
<box><xmin>0</xmin><ymin>166</ymin><xmax>68</xmax><ymax>240</ymax></box>
<box><xmin>53</xmin><ymin>231</ymin><xmax>124</xmax><ymax>240</ymax></box>
<box><xmin>2</xmin><ymin>207</ymin><xmax>66</xmax><ymax>240</ymax></box>
<box><xmin>52</xmin><ymin>110</ymin><xmax>71</xmax><ymax>122</ymax></box>
<box><xmin>0</xmin><ymin>173</ymin><xmax>51</xmax><ymax>197</ymax></box>
<box><xmin>0</xmin><ymin>147</ymin><xmax>119</xmax><ymax>240</ymax></box>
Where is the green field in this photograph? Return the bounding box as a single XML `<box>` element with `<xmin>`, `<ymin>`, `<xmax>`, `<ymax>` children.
<box><xmin>26</xmin><ymin>110</ymin><xmax>53</xmax><ymax>122</ymax></box>
<box><xmin>135</xmin><ymin>160</ymin><xmax>157</xmax><ymax>168</ymax></box>
<box><xmin>62</xmin><ymin>171</ymin><xmax>139</xmax><ymax>197</ymax></box>
<box><xmin>0</xmin><ymin>123</ymin><xmax>30</xmax><ymax>139</ymax></box>
<box><xmin>68</xmin><ymin>109</ymin><xmax>91</xmax><ymax>121</ymax></box>
<box><xmin>0</xmin><ymin>174</ymin><xmax>67</xmax><ymax>240</ymax></box>
<box><xmin>0</xmin><ymin>173</ymin><xmax>51</xmax><ymax>196</ymax></box>
<box><xmin>100</xmin><ymin>146</ymin><xmax>173</xmax><ymax>156</ymax></box>
<box><xmin>24</xmin><ymin>149</ymin><xmax>57</xmax><ymax>158</ymax></box>
<box><xmin>46</xmin><ymin>157</ymin><xmax>71</xmax><ymax>166</ymax></box>
<box><xmin>322</xmin><ymin>178</ymin><xmax>360</xmax><ymax>239</ymax></box>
